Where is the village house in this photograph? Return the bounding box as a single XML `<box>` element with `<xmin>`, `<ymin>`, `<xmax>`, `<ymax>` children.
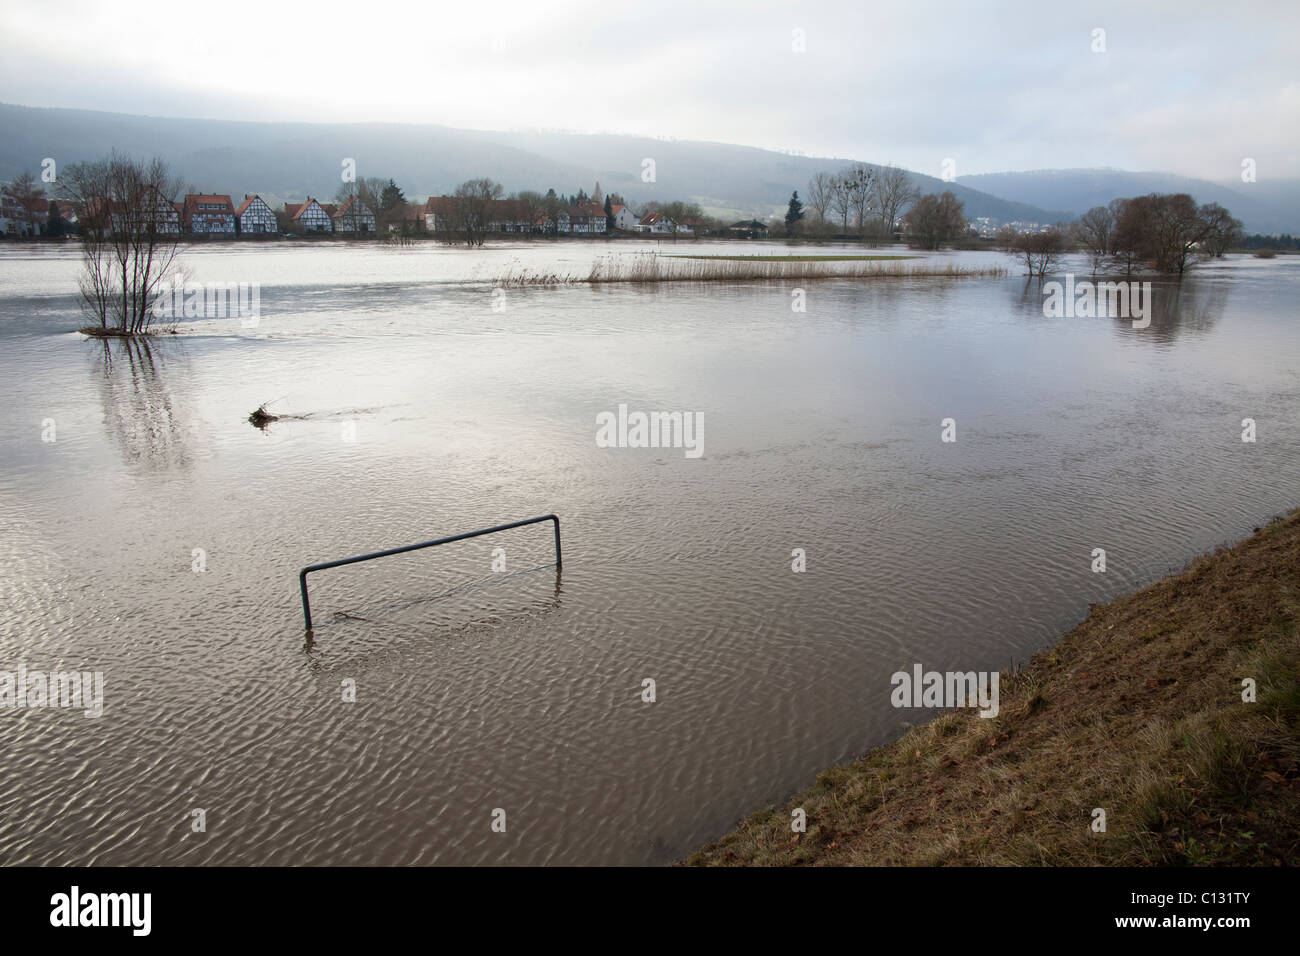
<box><xmin>39</xmin><ymin>198</ymin><xmax>75</xmax><ymax>232</ymax></box>
<box><xmin>0</xmin><ymin>197</ymin><xmax>20</xmax><ymax>236</ymax></box>
<box><xmin>534</xmin><ymin>208</ymin><xmax>570</xmax><ymax>234</ymax></box>
<box><xmin>610</xmin><ymin>203</ymin><xmax>638</xmax><ymax>231</ymax></box>
<box><xmin>423</xmin><ymin>196</ymin><xmax>452</xmax><ymax>232</ymax></box>
<box><xmin>570</xmin><ymin>200</ymin><xmax>607</xmax><ymax>234</ymax></box>
<box><xmin>424</xmin><ymin>196</ymin><xmax>534</xmax><ymax>234</ymax></box>
<box><xmin>234</xmin><ymin>195</ymin><xmax>277</xmax><ymax>234</ymax></box>
<box><xmin>637</xmin><ymin>211</ymin><xmax>671</xmax><ymax>234</ymax></box>
<box><xmin>637</xmin><ymin>211</ymin><xmax>699</xmax><ymax>236</ymax></box>
<box><xmin>183</xmin><ymin>194</ymin><xmax>236</xmax><ymax>234</ymax></box>
<box><xmin>332</xmin><ymin>196</ymin><xmax>377</xmax><ymax>234</ymax></box>
<box><xmin>0</xmin><ymin>195</ymin><xmax>46</xmax><ymax>236</ymax></box>
<box><xmin>80</xmin><ymin>189</ymin><xmax>181</xmax><ymax>235</ymax></box>
<box><xmin>487</xmin><ymin>199</ymin><xmax>529</xmax><ymax>232</ymax></box>
<box><xmin>50</xmin><ymin>199</ymin><xmax>76</xmax><ymax>227</ymax></box>
<box><xmin>727</xmin><ymin>219</ymin><xmax>769</xmax><ymax>239</ymax></box>
<box><xmin>394</xmin><ymin>203</ymin><xmax>426</xmax><ymax>233</ymax></box>
<box><xmin>285</xmin><ymin>198</ymin><xmax>333</xmax><ymax>233</ymax></box>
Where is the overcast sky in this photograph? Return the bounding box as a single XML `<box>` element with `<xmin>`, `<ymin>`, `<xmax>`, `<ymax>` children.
<box><xmin>2</xmin><ymin>0</ymin><xmax>1295</xmax><ymax>180</ymax></box>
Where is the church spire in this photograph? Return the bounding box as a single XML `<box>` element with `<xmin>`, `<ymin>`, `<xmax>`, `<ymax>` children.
<box><xmin>592</xmin><ymin>181</ymin><xmax>603</xmax><ymax>204</ymax></box>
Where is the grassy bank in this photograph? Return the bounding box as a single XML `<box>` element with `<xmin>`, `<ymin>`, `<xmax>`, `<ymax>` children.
<box><xmin>687</xmin><ymin>510</ymin><xmax>1300</xmax><ymax>866</ymax></box>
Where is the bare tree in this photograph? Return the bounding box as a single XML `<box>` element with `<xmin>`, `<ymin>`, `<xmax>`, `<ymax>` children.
<box><xmin>1143</xmin><ymin>193</ymin><xmax>1211</xmax><ymax>275</ymax></box>
<box><xmin>333</xmin><ymin>176</ymin><xmax>384</xmax><ymax>235</ymax></box>
<box><xmin>1074</xmin><ymin>205</ymin><xmax>1115</xmax><ymax>274</ymax></box>
<box><xmin>1198</xmin><ymin>202</ymin><xmax>1243</xmax><ymax>258</ymax></box>
<box><xmin>452</xmin><ymin>178</ymin><xmax>504</xmax><ymax>246</ymax></box>
<box><xmin>659</xmin><ymin>201</ymin><xmax>702</xmax><ymax>241</ymax></box>
<box><xmin>1007</xmin><ymin>228</ymin><xmax>1067</xmax><ymax>276</ymax></box>
<box><xmin>829</xmin><ymin>174</ymin><xmax>852</xmax><ymax>233</ymax></box>
<box><xmin>842</xmin><ymin>163</ymin><xmax>874</xmax><ymax>236</ymax></box>
<box><xmin>902</xmin><ymin>191</ymin><xmax>966</xmax><ymax>250</ymax></box>
<box><xmin>1110</xmin><ymin>196</ymin><xmax>1149</xmax><ymax>275</ymax></box>
<box><xmin>540</xmin><ymin>190</ymin><xmax>566</xmax><ymax>237</ymax></box>
<box><xmin>1106</xmin><ymin>193</ymin><xmax>1237</xmax><ymax>276</ymax></box>
<box><xmin>2</xmin><ymin>171</ymin><xmax>46</xmax><ymax>236</ymax></box>
<box><xmin>513</xmin><ymin>190</ymin><xmax>545</xmax><ymax>236</ymax></box>
<box><xmin>60</xmin><ymin>152</ymin><xmax>184</xmax><ymax>335</ymax></box>
<box><xmin>805</xmin><ymin>171</ymin><xmax>834</xmax><ymax>223</ymax></box>
<box><xmin>993</xmin><ymin>225</ymin><xmax>1019</xmax><ymax>252</ymax></box>
<box><xmin>871</xmin><ymin>165</ymin><xmax>920</xmax><ymax>242</ymax></box>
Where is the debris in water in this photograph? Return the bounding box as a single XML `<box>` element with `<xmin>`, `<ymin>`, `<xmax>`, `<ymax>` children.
<box><xmin>249</xmin><ymin>403</ymin><xmax>279</xmax><ymax>429</ymax></box>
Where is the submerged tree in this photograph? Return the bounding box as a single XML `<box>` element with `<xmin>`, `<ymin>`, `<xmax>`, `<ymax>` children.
<box><xmin>1073</xmin><ymin>205</ymin><xmax>1115</xmax><ymax>274</ymax></box>
<box><xmin>1007</xmin><ymin>227</ymin><xmax>1068</xmax><ymax>276</ymax></box>
<box><xmin>1107</xmin><ymin>193</ymin><xmax>1227</xmax><ymax>276</ymax></box>
<box><xmin>60</xmin><ymin>152</ymin><xmax>184</xmax><ymax>335</ymax></box>
<box><xmin>1198</xmin><ymin>202</ymin><xmax>1244</xmax><ymax>258</ymax></box>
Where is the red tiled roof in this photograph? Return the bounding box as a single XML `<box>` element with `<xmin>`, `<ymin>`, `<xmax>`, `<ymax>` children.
<box><xmin>333</xmin><ymin>196</ymin><xmax>374</xmax><ymax>218</ymax></box>
<box><xmin>233</xmin><ymin>195</ymin><xmax>266</xmax><ymax>217</ymax></box>
<box><xmin>288</xmin><ymin>199</ymin><xmax>329</xmax><ymax>220</ymax></box>
<box><xmin>184</xmin><ymin>194</ymin><xmax>234</xmax><ymax>215</ymax></box>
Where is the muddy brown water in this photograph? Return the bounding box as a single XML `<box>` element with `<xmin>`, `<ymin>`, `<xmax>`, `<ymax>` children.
<box><xmin>1</xmin><ymin>242</ymin><xmax>1297</xmax><ymax>864</ymax></box>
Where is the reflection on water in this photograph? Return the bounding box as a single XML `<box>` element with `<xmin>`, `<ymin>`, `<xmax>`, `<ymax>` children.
<box><xmin>94</xmin><ymin>336</ymin><xmax>195</xmax><ymax>471</ymax></box>
<box><xmin>301</xmin><ymin>565</ymin><xmax>564</xmax><ymax>658</ymax></box>
<box><xmin>1125</xmin><ymin>279</ymin><xmax>1228</xmax><ymax>343</ymax></box>
<box><xmin>0</xmin><ymin>244</ymin><xmax>1297</xmax><ymax>866</ymax></box>
<box><xmin>1010</xmin><ymin>275</ymin><xmax>1227</xmax><ymax>344</ymax></box>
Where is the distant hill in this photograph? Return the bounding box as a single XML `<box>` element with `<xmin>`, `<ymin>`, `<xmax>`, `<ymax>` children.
<box><xmin>957</xmin><ymin>168</ymin><xmax>1298</xmax><ymax>234</ymax></box>
<box><xmin>0</xmin><ymin>102</ymin><xmax>1068</xmax><ymax>226</ymax></box>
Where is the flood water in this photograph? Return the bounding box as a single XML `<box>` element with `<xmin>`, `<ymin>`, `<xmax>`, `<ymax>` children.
<box><xmin>1</xmin><ymin>239</ymin><xmax>1297</xmax><ymax>865</ymax></box>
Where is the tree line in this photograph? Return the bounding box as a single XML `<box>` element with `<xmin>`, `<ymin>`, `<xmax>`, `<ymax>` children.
<box><xmin>788</xmin><ymin>163</ymin><xmax>1252</xmax><ymax>279</ymax></box>
<box><xmin>999</xmin><ymin>194</ymin><xmax>1244</xmax><ymax>277</ymax></box>
<box><xmin>787</xmin><ymin>163</ymin><xmax>926</xmax><ymax>243</ymax></box>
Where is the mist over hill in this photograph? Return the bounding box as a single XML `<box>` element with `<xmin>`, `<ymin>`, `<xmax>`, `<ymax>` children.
<box><xmin>4</xmin><ymin>103</ymin><xmax>1286</xmax><ymax>233</ymax></box>
<box><xmin>0</xmin><ymin>103</ymin><xmax>1066</xmax><ymax>225</ymax></box>
<box><xmin>957</xmin><ymin>168</ymin><xmax>1298</xmax><ymax>234</ymax></box>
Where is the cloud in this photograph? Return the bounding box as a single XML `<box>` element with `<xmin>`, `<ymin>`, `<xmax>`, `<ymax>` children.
<box><xmin>0</xmin><ymin>0</ymin><xmax>1293</xmax><ymax>179</ymax></box>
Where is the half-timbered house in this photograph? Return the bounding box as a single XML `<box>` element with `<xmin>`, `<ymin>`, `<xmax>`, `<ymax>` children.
<box><xmin>234</xmin><ymin>195</ymin><xmax>277</xmax><ymax>234</ymax></box>
<box><xmin>285</xmin><ymin>198</ymin><xmax>332</xmax><ymax>233</ymax></box>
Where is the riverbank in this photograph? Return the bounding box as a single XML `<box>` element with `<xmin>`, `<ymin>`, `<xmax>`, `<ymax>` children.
<box><xmin>687</xmin><ymin>510</ymin><xmax>1300</xmax><ymax>866</ymax></box>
